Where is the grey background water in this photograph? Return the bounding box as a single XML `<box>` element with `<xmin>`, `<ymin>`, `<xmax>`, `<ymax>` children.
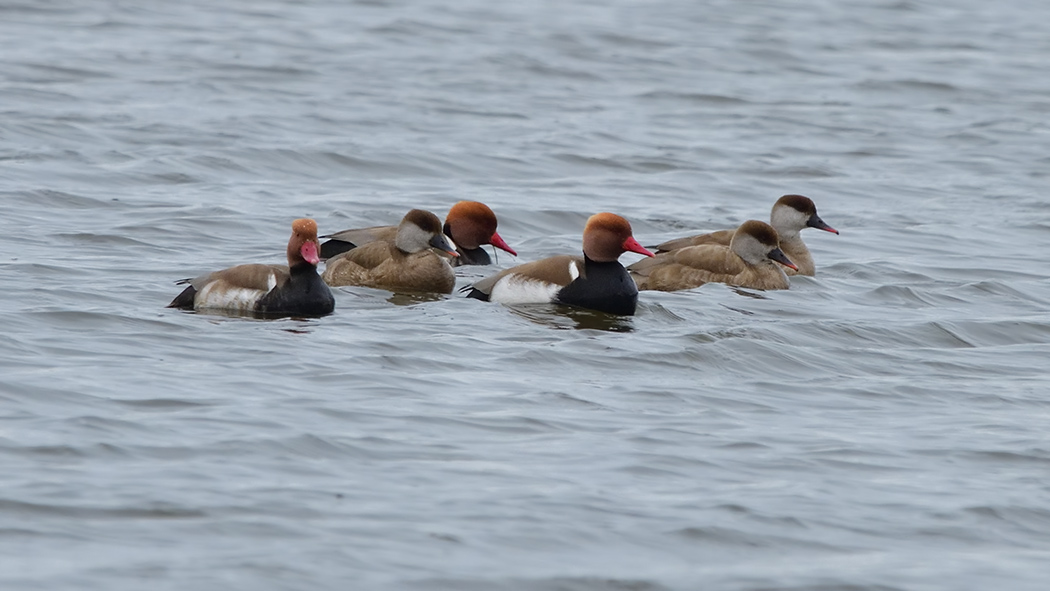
<box><xmin>2</xmin><ymin>0</ymin><xmax>1049</xmax><ymax>589</ymax></box>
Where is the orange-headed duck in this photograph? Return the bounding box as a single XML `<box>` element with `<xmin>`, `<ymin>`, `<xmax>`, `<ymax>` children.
<box><xmin>320</xmin><ymin>200</ymin><xmax>516</xmax><ymax>266</ymax></box>
<box><xmin>321</xmin><ymin>209</ymin><xmax>459</xmax><ymax>293</ymax></box>
<box><xmin>464</xmin><ymin>212</ymin><xmax>654</xmax><ymax>315</ymax></box>
<box><xmin>654</xmin><ymin>194</ymin><xmax>838</xmax><ymax>276</ymax></box>
<box><xmin>630</xmin><ymin>220</ymin><xmax>797</xmax><ymax>291</ymax></box>
<box><xmin>167</xmin><ymin>218</ymin><xmax>334</xmax><ymax>317</ymax></box>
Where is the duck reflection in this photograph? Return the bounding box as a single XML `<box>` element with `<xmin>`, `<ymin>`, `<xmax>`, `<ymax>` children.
<box><xmin>507</xmin><ymin>304</ymin><xmax>635</xmax><ymax>333</ymax></box>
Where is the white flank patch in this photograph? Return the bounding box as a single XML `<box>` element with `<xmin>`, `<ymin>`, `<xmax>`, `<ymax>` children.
<box><xmin>567</xmin><ymin>260</ymin><xmax>580</xmax><ymax>281</ymax></box>
<box><xmin>195</xmin><ymin>281</ymin><xmax>266</xmax><ymax>312</ymax></box>
<box><xmin>489</xmin><ymin>274</ymin><xmax>561</xmax><ymax>305</ymax></box>
<box><xmin>266</xmin><ymin>272</ymin><xmax>277</xmax><ymax>292</ymax></box>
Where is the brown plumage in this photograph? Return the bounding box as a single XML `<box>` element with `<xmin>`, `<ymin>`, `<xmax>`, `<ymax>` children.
<box><xmin>464</xmin><ymin>213</ymin><xmax>654</xmax><ymax>316</ymax></box>
<box><xmin>630</xmin><ymin>220</ymin><xmax>796</xmax><ymax>291</ymax></box>
<box><xmin>322</xmin><ymin>209</ymin><xmax>457</xmax><ymax>294</ymax></box>
<box><xmin>167</xmin><ymin>218</ymin><xmax>334</xmax><ymax>317</ymax></box>
<box><xmin>467</xmin><ymin>255</ymin><xmax>582</xmax><ymax>297</ymax></box>
<box><xmin>320</xmin><ymin>200</ymin><xmax>516</xmax><ymax>266</ymax></box>
<box><xmin>653</xmin><ymin>194</ymin><xmax>838</xmax><ymax>276</ymax></box>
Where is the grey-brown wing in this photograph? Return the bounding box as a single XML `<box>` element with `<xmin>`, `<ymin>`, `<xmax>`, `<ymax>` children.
<box><xmin>656</xmin><ymin>229</ymin><xmax>732</xmax><ymax>252</ymax></box>
<box><xmin>333</xmin><ymin>240</ymin><xmax>400</xmax><ymax>271</ymax></box>
<box><xmin>189</xmin><ymin>264</ymin><xmax>290</xmax><ymax>291</ymax></box>
<box><xmin>323</xmin><ymin>225</ymin><xmax>397</xmax><ymax>247</ymax></box>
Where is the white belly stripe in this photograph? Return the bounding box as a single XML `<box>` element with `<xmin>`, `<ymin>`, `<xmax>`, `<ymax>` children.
<box><xmin>195</xmin><ymin>281</ymin><xmax>266</xmax><ymax>312</ymax></box>
<box><xmin>489</xmin><ymin>274</ymin><xmax>561</xmax><ymax>305</ymax></box>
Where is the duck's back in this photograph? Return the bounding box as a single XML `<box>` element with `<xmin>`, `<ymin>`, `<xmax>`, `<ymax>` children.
<box><xmin>323</xmin><ymin>241</ymin><xmax>454</xmax><ymax>293</ymax></box>
<box><xmin>655</xmin><ymin>229</ymin><xmax>733</xmax><ymax>253</ymax></box>
<box><xmin>173</xmin><ymin>263</ymin><xmax>289</xmax><ymax>311</ymax></box>
<box><xmin>467</xmin><ymin>255</ymin><xmax>580</xmax><ymax>302</ymax></box>
<box><xmin>630</xmin><ymin>245</ymin><xmax>737</xmax><ymax>291</ymax></box>
<box><xmin>369</xmin><ymin>251</ymin><xmax>455</xmax><ymax>293</ymax></box>
<box><xmin>322</xmin><ymin>241</ymin><xmax>398</xmax><ymax>286</ymax></box>
<box><xmin>653</xmin><ymin>244</ymin><xmax>789</xmax><ymax>290</ymax></box>
<box><xmin>320</xmin><ymin>225</ymin><xmax>398</xmax><ymax>259</ymax></box>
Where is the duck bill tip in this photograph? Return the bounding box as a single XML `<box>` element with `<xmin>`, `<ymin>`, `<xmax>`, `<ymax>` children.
<box><xmin>430</xmin><ymin>234</ymin><xmax>459</xmax><ymax>256</ymax></box>
<box><xmin>300</xmin><ymin>241</ymin><xmax>320</xmax><ymax>265</ymax></box>
<box><xmin>623</xmin><ymin>236</ymin><xmax>655</xmax><ymax>257</ymax></box>
<box><xmin>489</xmin><ymin>232</ymin><xmax>517</xmax><ymax>256</ymax></box>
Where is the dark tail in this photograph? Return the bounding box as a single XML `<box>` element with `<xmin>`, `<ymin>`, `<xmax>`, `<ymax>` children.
<box><xmin>462</xmin><ymin>286</ymin><xmax>490</xmax><ymax>302</ymax></box>
<box><xmin>167</xmin><ymin>285</ymin><xmax>198</xmax><ymax>309</ymax></box>
<box><xmin>319</xmin><ymin>239</ymin><xmax>356</xmax><ymax>260</ymax></box>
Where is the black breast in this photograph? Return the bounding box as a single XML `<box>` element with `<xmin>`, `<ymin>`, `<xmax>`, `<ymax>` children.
<box><xmin>555</xmin><ymin>258</ymin><xmax>638</xmax><ymax>316</ymax></box>
<box><xmin>256</xmin><ymin>265</ymin><xmax>335</xmax><ymax>318</ymax></box>
<box><xmin>452</xmin><ymin>246</ymin><xmax>493</xmax><ymax>267</ymax></box>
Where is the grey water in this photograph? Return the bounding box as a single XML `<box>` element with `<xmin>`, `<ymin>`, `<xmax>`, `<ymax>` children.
<box><xmin>2</xmin><ymin>0</ymin><xmax>1050</xmax><ymax>589</ymax></box>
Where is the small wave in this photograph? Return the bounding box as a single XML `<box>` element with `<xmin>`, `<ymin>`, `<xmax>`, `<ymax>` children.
<box><xmin>0</xmin><ymin>499</ymin><xmax>206</xmax><ymax>519</ymax></box>
<box><xmin>638</xmin><ymin>90</ymin><xmax>749</xmax><ymax>105</ymax></box>
<box><xmin>405</xmin><ymin>576</ymin><xmax>671</xmax><ymax>591</ymax></box>
<box><xmin>854</xmin><ymin>78</ymin><xmax>960</xmax><ymax>93</ymax></box>
<box><xmin>672</xmin><ymin>526</ymin><xmax>848</xmax><ymax>552</ymax></box>
<box><xmin>9</xmin><ymin>189</ymin><xmax>110</xmax><ymax>210</ymax></box>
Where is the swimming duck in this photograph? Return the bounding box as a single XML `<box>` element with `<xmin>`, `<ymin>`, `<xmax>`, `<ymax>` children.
<box><xmin>629</xmin><ymin>220</ymin><xmax>797</xmax><ymax>291</ymax></box>
<box><xmin>167</xmin><ymin>218</ymin><xmax>334</xmax><ymax>317</ymax></box>
<box><xmin>464</xmin><ymin>212</ymin><xmax>654</xmax><ymax>316</ymax></box>
<box><xmin>321</xmin><ymin>209</ymin><xmax>459</xmax><ymax>294</ymax></box>
<box><xmin>320</xmin><ymin>200</ymin><xmax>516</xmax><ymax>266</ymax></box>
<box><xmin>654</xmin><ymin>194</ymin><xmax>837</xmax><ymax>276</ymax></box>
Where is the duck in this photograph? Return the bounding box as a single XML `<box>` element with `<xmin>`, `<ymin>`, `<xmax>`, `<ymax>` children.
<box><xmin>321</xmin><ymin>209</ymin><xmax>459</xmax><ymax>294</ymax></box>
<box><xmin>167</xmin><ymin>218</ymin><xmax>335</xmax><ymax>317</ymax></box>
<box><xmin>320</xmin><ymin>201</ymin><xmax>516</xmax><ymax>266</ymax></box>
<box><xmin>629</xmin><ymin>220</ymin><xmax>797</xmax><ymax>291</ymax></box>
<box><xmin>464</xmin><ymin>212</ymin><xmax>654</xmax><ymax>316</ymax></box>
<box><xmin>654</xmin><ymin>194</ymin><xmax>838</xmax><ymax>276</ymax></box>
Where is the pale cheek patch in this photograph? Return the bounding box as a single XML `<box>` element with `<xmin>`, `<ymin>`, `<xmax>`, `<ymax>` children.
<box><xmin>489</xmin><ymin>274</ymin><xmax>561</xmax><ymax>305</ymax></box>
<box><xmin>196</xmin><ymin>281</ymin><xmax>266</xmax><ymax>312</ymax></box>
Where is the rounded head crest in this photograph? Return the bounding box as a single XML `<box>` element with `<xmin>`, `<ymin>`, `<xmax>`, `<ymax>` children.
<box><xmin>775</xmin><ymin>194</ymin><xmax>816</xmax><ymax>216</ymax></box>
<box><xmin>583</xmin><ymin>212</ymin><xmax>640</xmax><ymax>262</ymax></box>
<box><xmin>738</xmin><ymin>220</ymin><xmax>780</xmax><ymax>246</ymax></box>
<box><xmin>448</xmin><ymin>201</ymin><xmax>497</xmax><ymax>226</ymax></box>
<box><xmin>446</xmin><ymin>201</ymin><xmax>498</xmax><ymax>248</ymax></box>
<box><xmin>292</xmin><ymin>218</ymin><xmax>318</xmax><ymax>238</ymax></box>
<box><xmin>402</xmin><ymin>209</ymin><xmax>443</xmax><ymax>234</ymax></box>
<box><xmin>585</xmin><ymin>212</ymin><xmax>633</xmax><ymax>236</ymax></box>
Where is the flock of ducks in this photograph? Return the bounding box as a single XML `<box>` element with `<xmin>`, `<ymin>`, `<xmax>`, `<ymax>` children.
<box><xmin>167</xmin><ymin>195</ymin><xmax>838</xmax><ymax>318</ymax></box>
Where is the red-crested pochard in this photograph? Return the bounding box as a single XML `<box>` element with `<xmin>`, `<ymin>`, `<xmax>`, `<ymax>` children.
<box><xmin>320</xmin><ymin>200</ymin><xmax>516</xmax><ymax>266</ymax></box>
<box><xmin>654</xmin><ymin>194</ymin><xmax>838</xmax><ymax>276</ymax></box>
<box><xmin>629</xmin><ymin>220</ymin><xmax>797</xmax><ymax>291</ymax></box>
<box><xmin>464</xmin><ymin>212</ymin><xmax>654</xmax><ymax>316</ymax></box>
<box><xmin>321</xmin><ymin>209</ymin><xmax>459</xmax><ymax>293</ymax></box>
<box><xmin>167</xmin><ymin>218</ymin><xmax>335</xmax><ymax>317</ymax></box>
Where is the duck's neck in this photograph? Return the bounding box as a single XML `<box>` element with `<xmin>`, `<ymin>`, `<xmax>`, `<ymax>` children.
<box><xmin>775</xmin><ymin>225</ymin><xmax>802</xmax><ymax>243</ymax></box>
<box><xmin>454</xmin><ymin>246</ymin><xmax>492</xmax><ymax>266</ymax></box>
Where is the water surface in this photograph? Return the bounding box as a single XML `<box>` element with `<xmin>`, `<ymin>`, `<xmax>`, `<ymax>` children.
<box><xmin>2</xmin><ymin>1</ymin><xmax>1049</xmax><ymax>589</ymax></box>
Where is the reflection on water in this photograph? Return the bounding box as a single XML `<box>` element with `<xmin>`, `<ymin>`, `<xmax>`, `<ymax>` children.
<box><xmin>728</xmin><ymin>287</ymin><xmax>771</xmax><ymax>300</ymax></box>
<box><xmin>507</xmin><ymin>304</ymin><xmax>636</xmax><ymax>332</ymax></box>
<box><xmin>170</xmin><ymin>306</ymin><xmax>331</xmax><ymax>322</ymax></box>
<box><xmin>385</xmin><ymin>292</ymin><xmax>448</xmax><ymax>306</ymax></box>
